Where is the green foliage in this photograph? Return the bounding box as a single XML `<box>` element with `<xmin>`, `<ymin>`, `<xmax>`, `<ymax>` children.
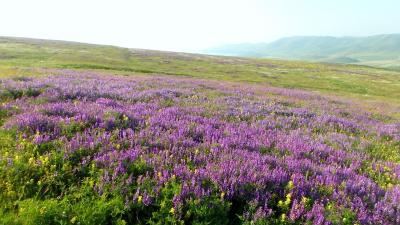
<box><xmin>362</xmin><ymin>140</ymin><xmax>400</xmax><ymax>162</ymax></box>
<box><xmin>184</xmin><ymin>197</ymin><xmax>231</xmax><ymax>225</ymax></box>
<box><xmin>0</xmin><ymin>87</ymin><xmax>44</xmax><ymax>101</ymax></box>
<box><xmin>147</xmin><ymin>179</ymin><xmax>231</xmax><ymax>225</ymax></box>
<box><xmin>325</xmin><ymin>203</ymin><xmax>357</xmax><ymax>225</ymax></box>
<box><xmin>2</xmin><ymin>187</ymin><xmax>126</xmax><ymax>225</ymax></box>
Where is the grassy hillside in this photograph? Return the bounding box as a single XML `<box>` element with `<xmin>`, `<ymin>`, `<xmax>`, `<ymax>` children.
<box><xmin>204</xmin><ymin>34</ymin><xmax>400</xmax><ymax>69</ymax></box>
<box><xmin>1</xmin><ymin>37</ymin><xmax>400</xmax><ymax>224</ymax></box>
<box><xmin>1</xmin><ymin>36</ymin><xmax>400</xmax><ymax>110</ymax></box>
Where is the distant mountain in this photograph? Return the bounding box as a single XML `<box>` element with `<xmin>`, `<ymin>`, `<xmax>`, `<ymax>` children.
<box><xmin>203</xmin><ymin>34</ymin><xmax>400</xmax><ymax>68</ymax></box>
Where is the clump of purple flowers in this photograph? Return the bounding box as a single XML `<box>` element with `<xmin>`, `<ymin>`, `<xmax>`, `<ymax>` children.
<box><xmin>1</xmin><ymin>71</ymin><xmax>399</xmax><ymax>224</ymax></box>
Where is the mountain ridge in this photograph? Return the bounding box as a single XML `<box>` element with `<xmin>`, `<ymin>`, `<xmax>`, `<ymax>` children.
<box><xmin>203</xmin><ymin>34</ymin><xmax>400</xmax><ymax>68</ymax></box>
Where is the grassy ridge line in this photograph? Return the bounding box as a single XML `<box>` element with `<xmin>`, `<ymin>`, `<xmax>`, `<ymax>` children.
<box><xmin>203</xmin><ymin>34</ymin><xmax>400</xmax><ymax>69</ymax></box>
<box><xmin>0</xmin><ymin>36</ymin><xmax>400</xmax><ymax>106</ymax></box>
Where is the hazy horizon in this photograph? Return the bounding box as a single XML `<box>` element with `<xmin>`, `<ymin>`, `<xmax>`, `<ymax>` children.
<box><xmin>1</xmin><ymin>0</ymin><xmax>400</xmax><ymax>52</ymax></box>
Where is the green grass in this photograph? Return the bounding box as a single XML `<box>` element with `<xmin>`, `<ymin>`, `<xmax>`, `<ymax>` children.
<box><xmin>1</xmin><ymin>36</ymin><xmax>400</xmax><ymax>109</ymax></box>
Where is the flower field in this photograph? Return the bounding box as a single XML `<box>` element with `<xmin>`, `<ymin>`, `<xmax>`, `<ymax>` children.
<box><xmin>0</xmin><ymin>71</ymin><xmax>399</xmax><ymax>224</ymax></box>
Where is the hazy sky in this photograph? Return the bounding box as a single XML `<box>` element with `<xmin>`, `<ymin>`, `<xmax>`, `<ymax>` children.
<box><xmin>1</xmin><ymin>0</ymin><xmax>399</xmax><ymax>52</ymax></box>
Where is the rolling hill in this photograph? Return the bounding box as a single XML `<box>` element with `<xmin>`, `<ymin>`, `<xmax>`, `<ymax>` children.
<box><xmin>1</xmin><ymin>36</ymin><xmax>400</xmax><ymax>224</ymax></box>
<box><xmin>204</xmin><ymin>34</ymin><xmax>400</xmax><ymax>69</ymax></box>
<box><xmin>0</xmin><ymin>36</ymin><xmax>400</xmax><ymax>111</ymax></box>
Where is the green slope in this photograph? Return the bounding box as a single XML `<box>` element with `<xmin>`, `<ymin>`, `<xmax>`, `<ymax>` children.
<box><xmin>1</xmin><ymin>36</ymin><xmax>400</xmax><ymax>110</ymax></box>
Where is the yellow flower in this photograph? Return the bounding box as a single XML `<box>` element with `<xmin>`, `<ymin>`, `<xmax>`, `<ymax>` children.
<box><xmin>285</xmin><ymin>193</ymin><xmax>292</xmax><ymax>205</ymax></box>
<box><xmin>40</xmin><ymin>207</ymin><xmax>46</xmax><ymax>214</ymax></box>
<box><xmin>301</xmin><ymin>196</ymin><xmax>309</xmax><ymax>204</ymax></box>
<box><xmin>70</xmin><ymin>216</ymin><xmax>77</xmax><ymax>224</ymax></box>
<box><xmin>138</xmin><ymin>195</ymin><xmax>143</xmax><ymax>204</ymax></box>
<box><xmin>384</xmin><ymin>166</ymin><xmax>390</xmax><ymax>172</ymax></box>
<box><xmin>281</xmin><ymin>213</ymin><xmax>286</xmax><ymax>222</ymax></box>
<box><xmin>220</xmin><ymin>192</ymin><xmax>225</xmax><ymax>199</ymax></box>
<box><xmin>169</xmin><ymin>207</ymin><xmax>175</xmax><ymax>214</ymax></box>
<box><xmin>40</xmin><ymin>156</ymin><xmax>49</xmax><ymax>165</ymax></box>
<box><xmin>28</xmin><ymin>157</ymin><xmax>35</xmax><ymax>165</ymax></box>
<box><xmin>160</xmin><ymin>201</ymin><xmax>166</xmax><ymax>208</ymax></box>
<box><xmin>287</xmin><ymin>180</ymin><xmax>294</xmax><ymax>190</ymax></box>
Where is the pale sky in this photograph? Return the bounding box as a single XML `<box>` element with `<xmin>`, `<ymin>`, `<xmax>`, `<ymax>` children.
<box><xmin>1</xmin><ymin>0</ymin><xmax>399</xmax><ymax>52</ymax></box>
